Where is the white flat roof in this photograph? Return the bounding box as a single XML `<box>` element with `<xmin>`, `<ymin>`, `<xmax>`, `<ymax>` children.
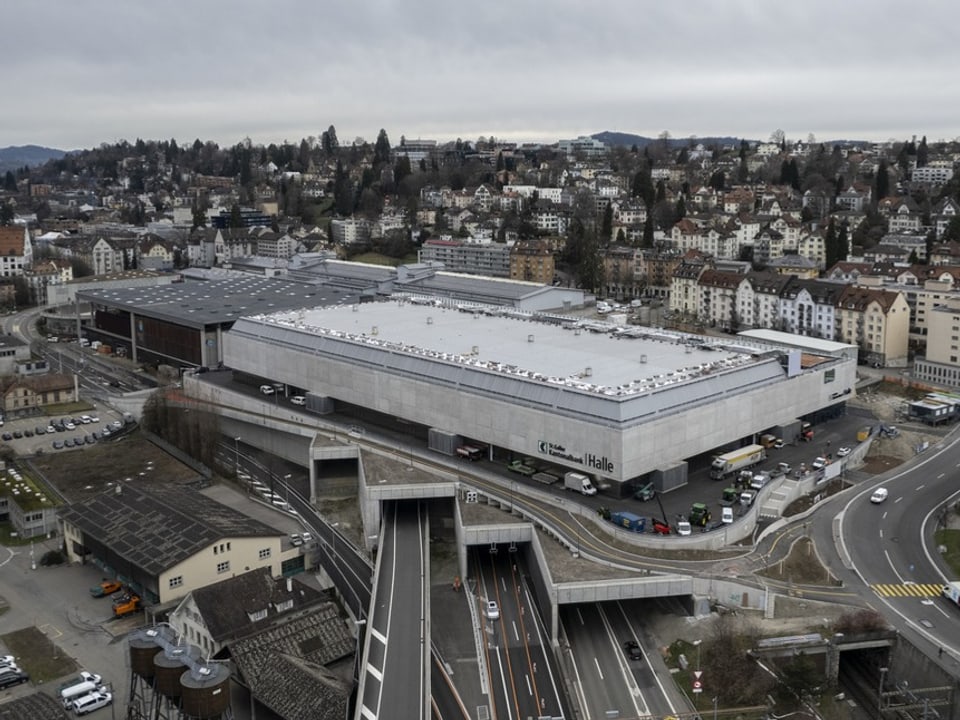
<box><xmin>738</xmin><ymin>329</ymin><xmax>857</xmax><ymax>354</ymax></box>
<box><xmin>251</xmin><ymin>300</ymin><xmax>769</xmax><ymax>398</ymax></box>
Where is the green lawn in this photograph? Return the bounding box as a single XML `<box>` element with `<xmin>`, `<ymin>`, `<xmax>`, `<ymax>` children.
<box><xmin>2</xmin><ymin>627</ymin><xmax>78</xmax><ymax>683</ymax></box>
<box><xmin>935</xmin><ymin>529</ymin><xmax>960</xmax><ymax>576</ymax></box>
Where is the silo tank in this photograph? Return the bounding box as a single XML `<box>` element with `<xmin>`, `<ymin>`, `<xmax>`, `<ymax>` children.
<box><xmin>129</xmin><ymin>635</ymin><xmax>158</xmax><ymax>679</ymax></box>
<box><xmin>153</xmin><ymin>649</ymin><xmax>190</xmax><ymax>699</ymax></box>
<box><xmin>180</xmin><ymin>663</ymin><xmax>231</xmax><ymax>719</ymax></box>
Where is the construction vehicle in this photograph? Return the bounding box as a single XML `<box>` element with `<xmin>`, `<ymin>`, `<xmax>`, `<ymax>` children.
<box><xmin>943</xmin><ymin>581</ymin><xmax>960</xmax><ymax>608</ymax></box>
<box><xmin>800</xmin><ymin>422</ymin><xmax>814</xmax><ymax>442</ymax></box>
<box><xmin>507</xmin><ymin>459</ymin><xmax>536</xmax><ymax>476</ymax></box>
<box><xmin>709</xmin><ymin>444</ymin><xmax>766</xmax><ymax>480</ymax></box>
<box><xmin>608</xmin><ymin>511</ymin><xmax>646</xmax><ymax>532</ymax></box>
<box><xmin>633</xmin><ymin>482</ymin><xmax>655</xmax><ymax>501</ymax></box>
<box><xmin>689</xmin><ymin>502</ymin><xmax>712</xmax><ymax>527</ymax></box>
<box><xmin>89</xmin><ymin>579</ymin><xmax>122</xmax><ymax>598</ymax></box>
<box><xmin>650</xmin><ymin>518</ymin><xmax>671</xmax><ymax>535</ymax></box>
<box><xmin>113</xmin><ymin>593</ymin><xmax>142</xmax><ymax>618</ymax></box>
<box><xmin>719</xmin><ymin>487</ymin><xmax>739</xmax><ymax>506</ymax></box>
<box><xmin>759</xmin><ymin>433</ymin><xmax>778</xmax><ymax>449</ymax></box>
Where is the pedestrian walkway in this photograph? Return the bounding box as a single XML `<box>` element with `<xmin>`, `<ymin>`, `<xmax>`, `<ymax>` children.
<box><xmin>871</xmin><ymin>582</ymin><xmax>942</xmax><ymax>598</ymax></box>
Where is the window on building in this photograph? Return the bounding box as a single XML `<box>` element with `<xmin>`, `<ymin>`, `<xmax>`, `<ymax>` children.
<box><xmin>247</xmin><ymin>608</ymin><xmax>268</xmax><ymax>622</ymax></box>
<box><xmin>216</xmin><ymin>561</ymin><xmax>230</xmax><ymax>574</ymax></box>
<box><xmin>258</xmin><ymin>548</ymin><xmax>271</xmax><ymax>560</ymax></box>
<box><xmin>169</xmin><ymin>576</ymin><xmax>183</xmax><ymax>589</ymax></box>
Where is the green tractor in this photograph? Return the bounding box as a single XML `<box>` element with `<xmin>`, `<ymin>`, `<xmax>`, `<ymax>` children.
<box><xmin>689</xmin><ymin>502</ymin><xmax>712</xmax><ymax>527</ymax></box>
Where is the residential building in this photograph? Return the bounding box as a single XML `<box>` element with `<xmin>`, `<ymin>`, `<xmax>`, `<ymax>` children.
<box><xmin>768</xmin><ymin>253</ymin><xmax>819</xmax><ymax>278</ymax></box>
<box><xmin>510</xmin><ymin>239</ymin><xmax>555</xmax><ymax>285</ymax></box>
<box><xmin>915</xmin><ymin>296</ymin><xmax>960</xmax><ymax>388</ymax></box>
<box><xmin>778</xmin><ymin>279</ymin><xmax>846</xmax><ymax>339</ymax></box>
<box><xmin>419</xmin><ymin>238</ymin><xmax>511</xmax><ymax>277</ymax></box>
<box><xmin>1</xmin><ymin>373</ymin><xmax>76</xmax><ymax>415</ymax></box>
<box><xmin>601</xmin><ymin>246</ymin><xmax>638</xmax><ymax>299</ymax></box>
<box><xmin>697</xmin><ymin>269</ymin><xmax>742</xmax><ymax>329</ymax></box>
<box><xmin>23</xmin><ymin>258</ymin><xmax>73</xmax><ymax>306</ymax></box>
<box><xmin>557</xmin><ymin>136</ymin><xmax>607</xmax><ymax>158</ymax></box>
<box><xmin>0</xmin><ymin>225</ymin><xmax>33</xmax><ymax>277</ymax></box>
<box><xmin>669</xmin><ymin>252</ymin><xmax>712</xmax><ymax>318</ymax></box>
<box><xmin>169</xmin><ymin>567</ymin><xmax>327</xmax><ymax>658</ymax></box>
<box><xmin>834</xmin><ymin>283</ymin><xmax>910</xmax><ymax>366</ymax></box>
<box><xmin>330</xmin><ymin>218</ymin><xmax>371</xmax><ymax>247</ymax></box>
<box><xmin>735</xmin><ymin>272</ymin><xmax>791</xmax><ymax>331</ymax></box>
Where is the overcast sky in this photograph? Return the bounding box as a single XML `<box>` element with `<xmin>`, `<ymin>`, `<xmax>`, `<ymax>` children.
<box><xmin>5</xmin><ymin>1</ymin><xmax>957</xmax><ymax>151</ymax></box>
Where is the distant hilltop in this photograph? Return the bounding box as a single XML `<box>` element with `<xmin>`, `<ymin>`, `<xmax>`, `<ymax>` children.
<box><xmin>591</xmin><ymin>131</ymin><xmax>743</xmax><ymax>148</ymax></box>
<box><xmin>0</xmin><ymin>145</ymin><xmax>67</xmax><ymax>173</ymax></box>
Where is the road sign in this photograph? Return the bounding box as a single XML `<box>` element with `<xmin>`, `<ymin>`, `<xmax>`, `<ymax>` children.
<box><xmin>693</xmin><ymin>670</ymin><xmax>702</xmax><ymax>680</ymax></box>
<box><xmin>692</xmin><ymin>680</ymin><xmax>703</xmax><ymax>693</ymax></box>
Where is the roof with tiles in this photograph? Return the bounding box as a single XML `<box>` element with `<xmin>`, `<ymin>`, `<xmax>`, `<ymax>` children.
<box><xmin>189</xmin><ymin>567</ymin><xmax>326</xmax><ymax>643</ymax></box>
<box><xmin>229</xmin><ymin>604</ymin><xmax>354</xmax><ymax>720</ymax></box>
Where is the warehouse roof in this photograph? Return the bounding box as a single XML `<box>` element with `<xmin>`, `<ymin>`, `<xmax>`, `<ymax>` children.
<box><xmin>58</xmin><ymin>484</ymin><xmax>281</xmax><ymax>576</ymax></box>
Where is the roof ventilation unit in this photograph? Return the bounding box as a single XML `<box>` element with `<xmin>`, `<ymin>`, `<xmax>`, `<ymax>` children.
<box><xmin>640</xmin><ymin>354</ymin><xmax>648</xmax><ymax>363</ymax></box>
<box><xmin>527</xmin><ymin>334</ymin><xmax>535</xmax><ymax>343</ymax></box>
<box><xmin>584</xmin><ymin>367</ymin><xmax>593</xmax><ymax>377</ymax></box>
<box><xmin>427</xmin><ymin>316</ymin><xmax>433</xmax><ymax>325</ymax></box>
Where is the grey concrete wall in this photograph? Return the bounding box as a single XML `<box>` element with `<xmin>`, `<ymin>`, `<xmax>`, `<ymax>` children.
<box><xmin>220</xmin><ymin>331</ymin><xmax>856</xmax><ymax>486</ymax></box>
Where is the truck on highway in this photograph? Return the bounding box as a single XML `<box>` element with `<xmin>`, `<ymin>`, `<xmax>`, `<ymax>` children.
<box><xmin>943</xmin><ymin>581</ymin><xmax>960</xmax><ymax>607</ymax></box>
<box><xmin>608</xmin><ymin>511</ymin><xmax>645</xmax><ymax>532</ymax></box>
<box><xmin>564</xmin><ymin>471</ymin><xmax>597</xmax><ymax>495</ymax></box>
<box><xmin>710</xmin><ymin>444</ymin><xmax>766</xmax><ymax>480</ymax></box>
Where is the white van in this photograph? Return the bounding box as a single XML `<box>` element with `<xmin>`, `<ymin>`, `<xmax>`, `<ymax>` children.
<box><xmin>290</xmin><ymin>395</ymin><xmax>306</xmax><ymax>406</ymax></box>
<box><xmin>72</xmin><ymin>689</ymin><xmax>112</xmax><ymax>715</ymax></box>
<box><xmin>259</xmin><ymin>384</ymin><xmax>275</xmax><ymax>395</ymax></box>
<box><xmin>61</xmin><ymin>680</ymin><xmax>100</xmax><ymax>707</ymax></box>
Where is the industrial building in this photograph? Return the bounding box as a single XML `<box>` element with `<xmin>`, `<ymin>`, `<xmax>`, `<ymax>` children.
<box><xmin>222</xmin><ymin>298</ymin><xmax>856</xmax><ymax>493</ymax></box>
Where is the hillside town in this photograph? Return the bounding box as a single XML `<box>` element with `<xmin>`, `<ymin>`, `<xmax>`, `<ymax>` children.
<box><xmin>2</xmin><ymin>130</ymin><xmax>960</xmax><ymax>384</ymax></box>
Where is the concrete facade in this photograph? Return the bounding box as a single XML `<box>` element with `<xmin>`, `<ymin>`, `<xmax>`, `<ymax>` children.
<box><xmin>222</xmin><ymin>301</ymin><xmax>856</xmax><ymax>489</ymax></box>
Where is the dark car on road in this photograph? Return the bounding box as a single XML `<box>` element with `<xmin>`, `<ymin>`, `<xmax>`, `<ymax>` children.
<box><xmin>623</xmin><ymin>640</ymin><xmax>643</xmax><ymax>661</ymax></box>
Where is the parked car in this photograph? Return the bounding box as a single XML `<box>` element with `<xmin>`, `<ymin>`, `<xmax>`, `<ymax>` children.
<box><xmin>0</xmin><ymin>670</ymin><xmax>28</xmax><ymax>689</ymax></box>
<box><xmin>259</xmin><ymin>384</ymin><xmax>275</xmax><ymax>395</ymax></box>
<box><xmin>52</xmin><ymin>440</ymin><xmax>64</xmax><ymax>450</ymax></box>
<box><xmin>1</xmin><ymin>432</ymin><xmax>10</xmax><ymax>441</ymax></box>
<box><xmin>721</xmin><ymin>506</ymin><xmax>734</xmax><ymax>524</ymax></box>
<box><xmin>290</xmin><ymin>395</ymin><xmax>307</xmax><ymax>406</ymax></box>
<box><xmin>836</xmin><ymin>446</ymin><xmax>851</xmax><ymax>457</ymax></box>
<box><xmin>35</xmin><ymin>426</ymin><xmax>46</xmax><ymax>435</ymax></box>
<box><xmin>811</xmin><ymin>456</ymin><xmax>828</xmax><ymax>470</ymax></box>
<box><xmin>773</xmin><ymin>438</ymin><xmax>785</xmax><ymax>449</ymax></box>
<box><xmin>289</xmin><ymin>533</ymin><xmax>304</xmax><ymax>547</ymax></box>
<box><xmin>870</xmin><ymin>487</ymin><xmax>889</xmax><ymax>503</ymax></box>
<box><xmin>676</xmin><ymin>520</ymin><xmax>692</xmax><ymax>536</ymax></box>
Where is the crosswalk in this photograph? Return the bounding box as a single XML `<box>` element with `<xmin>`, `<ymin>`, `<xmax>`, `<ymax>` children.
<box><xmin>872</xmin><ymin>583</ymin><xmax>943</xmax><ymax>598</ymax></box>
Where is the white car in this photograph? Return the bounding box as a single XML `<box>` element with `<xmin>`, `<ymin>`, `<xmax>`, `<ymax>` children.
<box><xmin>836</xmin><ymin>446</ymin><xmax>851</xmax><ymax>457</ymax></box>
<box><xmin>290</xmin><ymin>395</ymin><xmax>307</xmax><ymax>406</ymax></box>
<box><xmin>721</xmin><ymin>506</ymin><xmax>734</xmax><ymax>524</ymax></box>
<box><xmin>773</xmin><ymin>439</ymin><xmax>785</xmax><ymax>449</ymax></box>
<box><xmin>870</xmin><ymin>488</ymin><xmax>889</xmax><ymax>503</ymax></box>
<box><xmin>484</xmin><ymin>600</ymin><xmax>500</xmax><ymax>620</ymax></box>
<box><xmin>259</xmin><ymin>384</ymin><xmax>275</xmax><ymax>395</ymax></box>
<box><xmin>811</xmin><ymin>456</ymin><xmax>828</xmax><ymax>470</ymax></box>
<box><xmin>676</xmin><ymin>520</ymin><xmax>692</xmax><ymax>536</ymax></box>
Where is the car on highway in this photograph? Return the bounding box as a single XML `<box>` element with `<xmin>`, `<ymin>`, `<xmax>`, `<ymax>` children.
<box><xmin>484</xmin><ymin>600</ymin><xmax>500</xmax><ymax>620</ymax></box>
<box><xmin>623</xmin><ymin>639</ymin><xmax>643</xmax><ymax>661</ymax></box>
<box><xmin>870</xmin><ymin>487</ymin><xmax>889</xmax><ymax>503</ymax></box>
<box><xmin>836</xmin><ymin>446</ymin><xmax>851</xmax><ymax>457</ymax></box>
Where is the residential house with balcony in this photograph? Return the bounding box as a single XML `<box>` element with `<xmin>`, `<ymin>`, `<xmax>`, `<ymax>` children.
<box><xmin>636</xmin><ymin>249</ymin><xmax>683</xmax><ymax>299</ymax></box>
<box><xmin>697</xmin><ymin>269</ymin><xmax>742</xmax><ymax>329</ymax></box>
<box><xmin>767</xmin><ymin>254</ymin><xmax>819</xmax><ymax>278</ymax></box>
<box><xmin>779</xmin><ymin>279</ymin><xmax>846</xmax><ymax>339</ymax></box>
<box><xmin>834</xmin><ymin>283</ymin><xmax>909</xmax><ymax>367</ymax></box>
<box><xmin>933</xmin><ymin>198</ymin><xmax>960</xmax><ymax>241</ymax></box>
<box><xmin>669</xmin><ymin>252</ymin><xmax>712</xmax><ymax>318</ymax></box>
<box><xmin>509</xmin><ymin>239</ymin><xmax>554</xmax><ymax>285</ymax></box>
<box><xmin>735</xmin><ymin>272</ymin><xmax>790</xmax><ymax>331</ymax></box>
<box><xmin>419</xmin><ymin>238</ymin><xmax>512</xmax><ymax>277</ymax></box>
<box><xmin>601</xmin><ymin>246</ymin><xmax>638</xmax><ymax>299</ymax></box>
<box><xmin>23</xmin><ymin>258</ymin><xmax>73</xmax><ymax>306</ymax></box>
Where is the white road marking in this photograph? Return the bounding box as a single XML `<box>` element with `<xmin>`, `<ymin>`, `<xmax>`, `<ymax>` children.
<box><xmin>882</xmin><ymin>511</ymin><xmax>888</xmax><ymax>520</ymax></box>
<box><xmin>593</xmin><ymin>657</ymin><xmax>604</xmax><ymax>680</ymax></box>
<box><xmin>916</xmin><ymin>484</ymin><xmax>926</xmax><ymax>491</ymax></box>
<box><xmin>884</xmin><ymin>550</ymin><xmax>907</xmax><ymax>583</ymax></box>
<box><xmin>512</xmin><ymin>621</ymin><xmax>519</xmax><ymax>642</ymax></box>
<box><xmin>937</xmin><ymin>473</ymin><xmax>945</xmax><ymax>479</ymax></box>
<box><xmin>879</xmin><ymin>529</ymin><xmax>883</xmax><ymax>538</ymax></box>
<box><xmin>576</xmin><ymin>608</ymin><xmax>585</xmax><ymax>625</ymax></box>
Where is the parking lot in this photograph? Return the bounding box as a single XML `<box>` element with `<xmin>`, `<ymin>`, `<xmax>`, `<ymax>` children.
<box><xmin>0</xmin><ymin>408</ymin><xmax>128</xmax><ymax>457</ymax></box>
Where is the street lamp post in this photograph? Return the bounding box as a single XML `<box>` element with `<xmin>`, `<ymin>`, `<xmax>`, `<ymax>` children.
<box><xmin>283</xmin><ymin>473</ymin><xmax>292</xmax><ymax>502</ymax></box>
<box><xmin>234</xmin><ymin>436</ymin><xmax>241</xmax><ymax>478</ymax></box>
<box><xmin>693</xmin><ymin>639</ymin><xmax>701</xmax><ymax>671</ymax></box>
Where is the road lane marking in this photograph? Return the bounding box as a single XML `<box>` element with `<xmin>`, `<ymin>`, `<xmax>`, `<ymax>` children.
<box><xmin>525</xmin><ymin>675</ymin><xmax>532</xmax><ymax>695</ymax></box>
<box><xmin>576</xmin><ymin>608</ymin><xmax>585</xmax><ymax>625</ymax></box>
<box><xmin>895</xmin><ymin>496</ymin><xmax>903</xmax><ymax>503</ymax></box>
<box><xmin>916</xmin><ymin>484</ymin><xmax>926</xmax><ymax>491</ymax></box>
<box><xmin>879</xmin><ymin>529</ymin><xmax>883</xmax><ymax>538</ymax></box>
<box><xmin>938</xmin><ymin>473</ymin><xmax>945</xmax><ymax>479</ymax></box>
<box><xmin>594</xmin><ymin>657</ymin><xmax>604</xmax><ymax>680</ymax></box>
<box><xmin>872</xmin><ymin>583</ymin><xmax>943</xmax><ymax>598</ymax></box>
<box><xmin>512</xmin><ymin>621</ymin><xmax>519</xmax><ymax>642</ymax></box>
<box><xmin>882</xmin><ymin>511</ymin><xmax>888</xmax><ymax>520</ymax></box>
<box><xmin>884</xmin><ymin>550</ymin><xmax>907</xmax><ymax>583</ymax></box>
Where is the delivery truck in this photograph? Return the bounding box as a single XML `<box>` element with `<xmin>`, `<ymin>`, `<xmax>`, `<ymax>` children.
<box><xmin>710</xmin><ymin>444</ymin><xmax>766</xmax><ymax>480</ymax></box>
<box><xmin>943</xmin><ymin>581</ymin><xmax>960</xmax><ymax>607</ymax></box>
<box><xmin>564</xmin><ymin>471</ymin><xmax>597</xmax><ymax>495</ymax></box>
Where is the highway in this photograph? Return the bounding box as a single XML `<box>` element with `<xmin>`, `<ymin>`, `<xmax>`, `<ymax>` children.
<box><xmin>560</xmin><ymin>601</ymin><xmax>678</xmax><ymax>720</ymax></box>
<box><xmin>833</xmin><ymin>428</ymin><xmax>960</xmax><ymax>664</ymax></box>
<box><xmin>473</xmin><ymin>547</ymin><xmax>568</xmax><ymax>720</ymax></box>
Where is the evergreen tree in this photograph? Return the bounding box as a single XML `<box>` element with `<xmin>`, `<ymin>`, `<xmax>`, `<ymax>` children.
<box><xmin>601</xmin><ymin>204</ymin><xmax>613</xmax><ymax>243</ymax></box>
<box><xmin>229</xmin><ymin>204</ymin><xmax>243</xmax><ymax>228</ymax></box>
<box><xmin>824</xmin><ymin>218</ymin><xmax>838</xmax><ymax>268</ymax></box>
<box><xmin>321</xmin><ymin>125</ymin><xmax>339</xmax><ymax>155</ymax></box>
<box><xmin>655</xmin><ymin>180</ymin><xmax>666</xmax><ymax>203</ymax></box>
<box><xmin>642</xmin><ymin>215</ymin><xmax>654</xmax><ymax>248</ymax></box>
<box><xmin>631</xmin><ymin>166</ymin><xmax>655</xmax><ymax>208</ymax></box>
<box><xmin>875</xmin><ymin>159</ymin><xmax>890</xmax><ymax>200</ymax></box>
<box><xmin>837</xmin><ymin>220</ymin><xmax>849</xmax><ymax>261</ymax></box>
<box><xmin>676</xmin><ymin>196</ymin><xmax>686</xmax><ymax>220</ymax></box>
<box><xmin>3</xmin><ymin>171</ymin><xmax>16</xmax><ymax>192</ymax></box>
<box><xmin>333</xmin><ymin>159</ymin><xmax>354</xmax><ymax>216</ymax></box>
<box><xmin>0</xmin><ymin>201</ymin><xmax>13</xmax><ymax>225</ymax></box>
<box><xmin>917</xmin><ymin>135</ymin><xmax>929</xmax><ymax>168</ymax></box>
<box><xmin>373</xmin><ymin>129</ymin><xmax>391</xmax><ymax>166</ymax></box>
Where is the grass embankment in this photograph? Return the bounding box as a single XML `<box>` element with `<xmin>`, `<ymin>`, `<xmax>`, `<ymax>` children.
<box><xmin>1</xmin><ymin>627</ymin><xmax>78</xmax><ymax>683</ymax></box>
<box><xmin>935</xmin><ymin>529</ymin><xmax>960</xmax><ymax>577</ymax></box>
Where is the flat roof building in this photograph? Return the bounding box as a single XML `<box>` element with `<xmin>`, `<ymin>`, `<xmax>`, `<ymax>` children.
<box><xmin>223</xmin><ymin>299</ymin><xmax>856</xmax><ymax>492</ymax></box>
